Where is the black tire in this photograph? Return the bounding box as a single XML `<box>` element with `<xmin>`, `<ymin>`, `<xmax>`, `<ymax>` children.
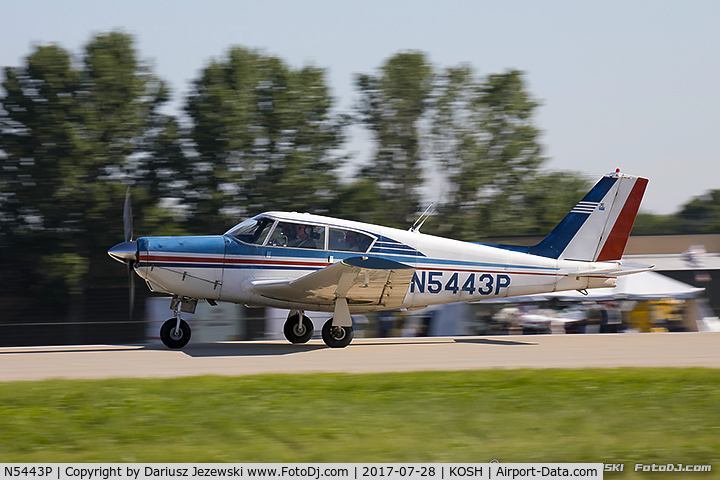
<box><xmin>160</xmin><ymin>318</ymin><xmax>192</xmax><ymax>349</ymax></box>
<box><xmin>283</xmin><ymin>314</ymin><xmax>314</xmax><ymax>344</ymax></box>
<box><xmin>321</xmin><ymin>318</ymin><xmax>354</xmax><ymax>348</ymax></box>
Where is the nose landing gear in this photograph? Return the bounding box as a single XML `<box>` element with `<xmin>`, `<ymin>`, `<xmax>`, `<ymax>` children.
<box><xmin>160</xmin><ymin>317</ymin><xmax>191</xmax><ymax>349</ymax></box>
<box><xmin>160</xmin><ymin>296</ymin><xmax>194</xmax><ymax>349</ymax></box>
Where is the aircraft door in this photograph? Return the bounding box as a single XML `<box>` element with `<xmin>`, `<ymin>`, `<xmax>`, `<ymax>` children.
<box><xmin>220</xmin><ymin>218</ymin><xmax>276</xmax><ymax>304</ymax></box>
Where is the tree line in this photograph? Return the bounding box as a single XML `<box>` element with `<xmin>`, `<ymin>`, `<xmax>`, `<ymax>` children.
<box><xmin>1</xmin><ymin>31</ymin><xmax>717</xmax><ymax>311</ymax></box>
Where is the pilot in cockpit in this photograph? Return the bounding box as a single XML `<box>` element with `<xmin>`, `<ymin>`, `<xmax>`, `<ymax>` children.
<box><xmin>294</xmin><ymin>224</ymin><xmax>317</xmax><ymax>249</ymax></box>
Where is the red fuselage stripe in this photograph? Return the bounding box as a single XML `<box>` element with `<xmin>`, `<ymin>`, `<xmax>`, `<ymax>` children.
<box><xmin>142</xmin><ymin>254</ymin><xmax>329</xmax><ymax>268</ymax></box>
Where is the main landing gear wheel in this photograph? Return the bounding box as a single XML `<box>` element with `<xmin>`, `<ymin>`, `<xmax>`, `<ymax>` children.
<box><xmin>283</xmin><ymin>314</ymin><xmax>314</xmax><ymax>344</ymax></box>
<box><xmin>322</xmin><ymin>319</ymin><xmax>354</xmax><ymax>348</ymax></box>
<box><xmin>160</xmin><ymin>318</ymin><xmax>191</xmax><ymax>349</ymax></box>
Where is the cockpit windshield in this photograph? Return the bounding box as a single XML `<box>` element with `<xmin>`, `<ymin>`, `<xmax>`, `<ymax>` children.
<box><xmin>225</xmin><ymin>216</ymin><xmax>274</xmax><ymax>244</ymax></box>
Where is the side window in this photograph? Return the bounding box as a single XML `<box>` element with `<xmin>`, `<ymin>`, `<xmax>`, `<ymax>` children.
<box><xmin>268</xmin><ymin>222</ymin><xmax>326</xmax><ymax>250</ymax></box>
<box><xmin>329</xmin><ymin>228</ymin><xmax>373</xmax><ymax>252</ymax></box>
<box><xmin>267</xmin><ymin>222</ymin><xmax>294</xmax><ymax>247</ymax></box>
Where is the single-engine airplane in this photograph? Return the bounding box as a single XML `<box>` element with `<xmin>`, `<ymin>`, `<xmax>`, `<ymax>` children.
<box><xmin>109</xmin><ymin>170</ymin><xmax>649</xmax><ymax>349</ymax></box>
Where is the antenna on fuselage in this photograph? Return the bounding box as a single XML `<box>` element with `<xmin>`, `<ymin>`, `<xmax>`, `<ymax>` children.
<box><xmin>409</xmin><ymin>203</ymin><xmax>435</xmax><ymax>233</ymax></box>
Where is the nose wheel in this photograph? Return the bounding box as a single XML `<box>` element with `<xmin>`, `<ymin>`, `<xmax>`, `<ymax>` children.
<box><xmin>160</xmin><ymin>297</ymin><xmax>193</xmax><ymax>349</ymax></box>
<box><xmin>160</xmin><ymin>318</ymin><xmax>191</xmax><ymax>349</ymax></box>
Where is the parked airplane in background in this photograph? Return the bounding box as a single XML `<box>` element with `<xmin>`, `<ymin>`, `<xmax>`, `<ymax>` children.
<box><xmin>109</xmin><ymin>170</ymin><xmax>649</xmax><ymax>349</ymax></box>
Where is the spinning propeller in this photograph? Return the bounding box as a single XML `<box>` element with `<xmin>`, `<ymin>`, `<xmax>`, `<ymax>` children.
<box><xmin>108</xmin><ymin>187</ymin><xmax>139</xmax><ymax>319</ymax></box>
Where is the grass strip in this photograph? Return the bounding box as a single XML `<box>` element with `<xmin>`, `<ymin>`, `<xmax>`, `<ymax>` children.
<box><xmin>0</xmin><ymin>368</ymin><xmax>718</xmax><ymax>466</ymax></box>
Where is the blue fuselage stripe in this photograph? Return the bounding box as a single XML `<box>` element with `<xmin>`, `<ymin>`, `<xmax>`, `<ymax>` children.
<box><xmin>139</xmin><ymin>253</ymin><xmax>558</xmax><ymax>274</ymax></box>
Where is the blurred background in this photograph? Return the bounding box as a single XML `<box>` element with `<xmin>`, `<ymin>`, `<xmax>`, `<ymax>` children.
<box><xmin>2</xmin><ymin>3</ymin><xmax>720</xmax><ymax>346</ymax></box>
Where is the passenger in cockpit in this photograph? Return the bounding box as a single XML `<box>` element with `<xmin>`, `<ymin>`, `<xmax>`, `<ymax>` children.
<box><xmin>344</xmin><ymin>230</ymin><xmax>362</xmax><ymax>251</ymax></box>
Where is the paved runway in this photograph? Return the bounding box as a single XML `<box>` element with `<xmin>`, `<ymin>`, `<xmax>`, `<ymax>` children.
<box><xmin>1</xmin><ymin>332</ymin><xmax>719</xmax><ymax>381</ymax></box>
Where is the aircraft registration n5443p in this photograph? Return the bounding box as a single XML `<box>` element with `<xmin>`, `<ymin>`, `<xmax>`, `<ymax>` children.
<box><xmin>109</xmin><ymin>170</ymin><xmax>649</xmax><ymax>349</ymax></box>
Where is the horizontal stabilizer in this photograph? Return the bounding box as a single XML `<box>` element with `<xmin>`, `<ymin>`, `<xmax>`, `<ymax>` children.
<box><xmin>571</xmin><ymin>261</ymin><xmax>654</xmax><ymax>278</ymax></box>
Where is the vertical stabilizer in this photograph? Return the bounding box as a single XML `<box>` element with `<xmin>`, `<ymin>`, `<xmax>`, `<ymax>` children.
<box><xmin>527</xmin><ymin>171</ymin><xmax>648</xmax><ymax>262</ymax></box>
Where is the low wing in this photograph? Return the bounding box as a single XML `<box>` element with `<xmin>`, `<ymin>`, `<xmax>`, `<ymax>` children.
<box><xmin>251</xmin><ymin>256</ymin><xmax>415</xmax><ymax>308</ymax></box>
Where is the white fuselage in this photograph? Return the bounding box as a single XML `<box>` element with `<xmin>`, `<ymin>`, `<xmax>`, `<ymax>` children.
<box><xmin>134</xmin><ymin>212</ymin><xmax>616</xmax><ymax>313</ymax></box>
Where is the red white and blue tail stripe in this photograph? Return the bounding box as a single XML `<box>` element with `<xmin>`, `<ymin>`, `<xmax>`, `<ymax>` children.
<box><xmin>518</xmin><ymin>171</ymin><xmax>648</xmax><ymax>262</ymax></box>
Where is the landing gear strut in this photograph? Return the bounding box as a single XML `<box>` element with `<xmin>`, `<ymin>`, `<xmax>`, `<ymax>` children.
<box><xmin>160</xmin><ymin>297</ymin><xmax>192</xmax><ymax>349</ymax></box>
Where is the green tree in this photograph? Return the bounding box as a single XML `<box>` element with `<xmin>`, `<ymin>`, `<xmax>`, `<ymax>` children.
<box><xmin>78</xmin><ymin>32</ymin><xmax>179</xmax><ymax>284</ymax></box>
<box><xmin>632</xmin><ymin>192</ymin><xmax>720</xmax><ymax>235</ymax></box>
<box><xmin>672</xmin><ymin>191</ymin><xmax>720</xmax><ymax>233</ymax></box>
<box><xmin>429</xmin><ymin>68</ymin><xmax>548</xmax><ymax>239</ymax></box>
<box><xmin>630</xmin><ymin>212</ymin><xmax>676</xmax><ymax>235</ymax></box>
<box><xmin>0</xmin><ymin>31</ymin><xmax>175</xmax><ymax>309</ymax></box>
<box><xmin>1</xmin><ymin>43</ymin><xmax>84</xmax><ymax>299</ymax></box>
<box><xmin>514</xmin><ymin>172</ymin><xmax>592</xmax><ymax>236</ymax></box>
<box><xmin>332</xmin><ymin>179</ymin><xmax>387</xmax><ymax>226</ymax></box>
<box><xmin>354</xmin><ymin>51</ymin><xmax>434</xmax><ymax>228</ymax></box>
<box><xmin>184</xmin><ymin>47</ymin><xmax>345</xmax><ymax>233</ymax></box>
